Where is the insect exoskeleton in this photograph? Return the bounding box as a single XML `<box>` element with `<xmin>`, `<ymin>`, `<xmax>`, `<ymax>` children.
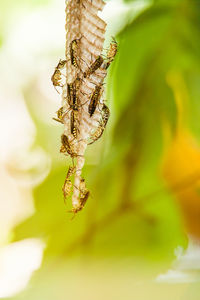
<box><xmin>69</xmin><ymin>38</ymin><xmax>82</xmax><ymax>69</ymax></box>
<box><xmin>72</xmin><ymin>190</ymin><xmax>90</xmax><ymax>214</ymax></box>
<box><xmin>88</xmin><ymin>84</ymin><xmax>103</xmax><ymax>117</ymax></box>
<box><xmin>53</xmin><ymin>106</ymin><xmax>64</xmax><ymax>124</ymax></box>
<box><xmin>80</xmin><ymin>189</ymin><xmax>90</xmax><ymax>208</ymax></box>
<box><xmin>70</xmin><ymin>110</ymin><xmax>79</xmax><ymax>138</ymax></box>
<box><xmin>83</xmin><ymin>55</ymin><xmax>104</xmax><ymax>78</ymax></box>
<box><xmin>62</xmin><ymin>166</ymin><xmax>76</xmax><ymax>201</ymax></box>
<box><xmin>51</xmin><ymin>59</ymin><xmax>67</xmax><ymax>92</ymax></box>
<box><xmin>60</xmin><ymin>134</ymin><xmax>77</xmax><ymax>157</ymax></box>
<box><xmin>67</xmin><ymin>77</ymin><xmax>81</xmax><ymax>111</ymax></box>
<box><xmin>69</xmin><ymin>177</ymin><xmax>90</xmax><ymax>214</ymax></box>
<box><xmin>102</xmin><ymin>103</ymin><xmax>110</xmax><ymax>125</ymax></box>
<box><xmin>88</xmin><ymin>103</ymin><xmax>110</xmax><ymax>145</ymax></box>
<box><xmin>105</xmin><ymin>37</ymin><xmax>118</xmax><ymax>69</ymax></box>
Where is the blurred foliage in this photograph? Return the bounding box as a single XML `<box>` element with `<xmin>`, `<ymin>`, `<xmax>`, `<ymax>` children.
<box><xmin>5</xmin><ymin>0</ymin><xmax>200</xmax><ymax>298</ymax></box>
<box><xmin>0</xmin><ymin>0</ymin><xmax>50</xmax><ymax>47</ymax></box>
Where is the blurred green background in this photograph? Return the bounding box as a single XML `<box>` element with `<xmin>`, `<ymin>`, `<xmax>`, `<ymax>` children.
<box><xmin>1</xmin><ymin>0</ymin><xmax>200</xmax><ymax>299</ymax></box>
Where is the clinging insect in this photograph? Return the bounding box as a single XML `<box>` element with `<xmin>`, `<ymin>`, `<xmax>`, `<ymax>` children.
<box><xmin>83</xmin><ymin>55</ymin><xmax>104</xmax><ymax>78</ymax></box>
<box><xmin>62</xmin><ymin>166</ymin><xmax>76</xmax><ymax>201</ymax></box>
<box><xmin>105</xmin><ymin>37</ymin><xmax>118</xmax><ymax>69</ymax></box>
<box><xmin>88</xmin><ymin>103</ymin><xmax>110</xmax><ymax>145</ymax></box>
<box><xmin>88</xmin><ymin>84</ymin><xmax>103</xmax><ymax>117</ymax></box>
<box><xmin>51</xmin><ymin>59</ymin><xmax>66</xmax><ymax>93</ymax></box>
